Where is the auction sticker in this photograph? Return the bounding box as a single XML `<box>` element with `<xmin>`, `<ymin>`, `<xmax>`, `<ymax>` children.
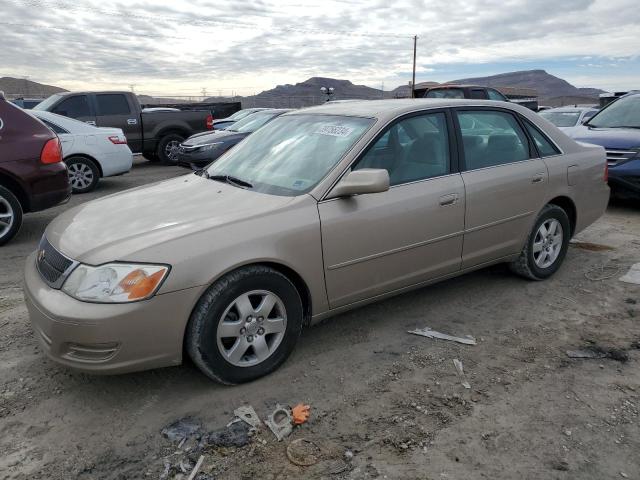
<box><xmin>315</xmin><ymin>125</ymin><xmax>354</xmax><ymax>137</ymax></box>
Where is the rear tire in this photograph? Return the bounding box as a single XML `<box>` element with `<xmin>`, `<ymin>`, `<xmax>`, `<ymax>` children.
<box><xmin>186</xmin><ymin>266</ymin><xmax>303</xmax><ymax>384</ymax></box>
<box><xmin>0</xmin><ymin>186</ymin><xmax>23</xmax><ymax>246</ymax></box>
<box><xmin>156</xmin><ymin>133</ymin><xmax>185</xmax><ymax>165</ymax></box>
<box><xmin>66</xmin><ymin>157</ymin><xmax>100</xmax><ymax>193</ymax></box>
<box><xmin>509</xmin><ymin>204</ymin><xmax>571</xmax><ymax>280</ymax></box>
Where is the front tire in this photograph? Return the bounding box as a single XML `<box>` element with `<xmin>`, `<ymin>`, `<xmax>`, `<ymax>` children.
<box><xmin>186</xmin><ymin>266</ymin><xmax>303</xmax><ymax>384</ymax></box>
<box><xmin>156</xmin><ymin>133</ymin><xmax>184</xmax><ymax>165</ymax></box>
<box><xmin>509</xmin><ymin>204</ymin><xmax>571</xmax><ymax>280</ymax></box>
<box><xmin>0</xmin><ymin>186</ymin><xmax>23</xmax><ymax>246</ymax></box>
<box><xmin>66</xmin><ymin>157</ymin><xmax>100</xmax><ymax>193</ymax></box>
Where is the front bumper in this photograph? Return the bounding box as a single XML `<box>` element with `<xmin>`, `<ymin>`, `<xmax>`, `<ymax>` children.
<box><xmin>176</xmin><ymin>149</ymin><xmax>222</xmax><ymax>170</ymax></box>
<box><xmin>23</xmin><ymin>252</ymin><xmax>203</xmax><ymax>374</ymax></box>
<box><xmin>609</xmin><ymin>159</ymin><xmax>640</xmax><ymax>195</ymax></box>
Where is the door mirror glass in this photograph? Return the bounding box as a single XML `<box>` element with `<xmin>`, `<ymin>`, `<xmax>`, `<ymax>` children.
<box><xmin>326</xmin><ymin>169</ymin><xmax>389</xmax><ymax>199</ymax></box>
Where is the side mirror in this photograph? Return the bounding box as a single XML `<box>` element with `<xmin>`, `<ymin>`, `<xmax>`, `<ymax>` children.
<box><xmin>326</xmin><ymin>169</ymin><xmax>389</xmax><ymax>199</ymax></box>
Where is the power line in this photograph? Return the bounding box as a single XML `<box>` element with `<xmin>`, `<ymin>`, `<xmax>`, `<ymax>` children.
<box><xmin>0</xmin><ymin>21</ymin><xmax>185</xmax><ymax>39</ymax></box>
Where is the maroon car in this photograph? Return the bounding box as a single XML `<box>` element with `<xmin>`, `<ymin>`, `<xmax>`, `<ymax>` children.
<box><xmin>0</xmin><ymin>93</ymin><xmax>71</xmax><ymax>245</ymax></box>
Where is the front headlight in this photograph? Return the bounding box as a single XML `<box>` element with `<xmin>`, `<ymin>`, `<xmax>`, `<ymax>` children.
<box><xmin>62</xmin><ymin>263</ymin><xmax>170</xmax><ymax>303</ymax></box>
<box><xmin>201</xmin><ymin>142</ymin><xmax>224</xmax><ymax>152</ymax></box>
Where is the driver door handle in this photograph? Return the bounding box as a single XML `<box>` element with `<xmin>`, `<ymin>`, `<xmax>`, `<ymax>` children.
<box><xmin>439</xmin><ymin>193</ymin><xmax>459</xmax><ymax>206</ymax></box>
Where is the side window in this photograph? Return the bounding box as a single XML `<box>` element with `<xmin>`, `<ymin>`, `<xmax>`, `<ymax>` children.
<box><xmin>487</xmin><ymin>89</ymin><xmax>507</xmax><ymax>101</ymax></box>
<box><xmin>457</xmin><ymin>110</ymin><xmax>530</xmax><ymax>170</ymax></box>
<box><xmin>52</xmin><ymin>95</ymin><xmax>91</xmax><ymax>118</ymax></box>
<box><xmin>523</xmin><ymin>119</ymin><xmax>561</xmax><ymax>157</ymax></box>
<box><xmin>96</xmin><ymin>94</ymin><xmax>131</xmax><ymax>115</ymax></box>
<box><xmin>41</xmin><ymin>119</ymin><xmax>68</xmax><ymax>134</ymax></box>
<box><xmin>354</xmin><ymin>112</ymin><xmax>450</xmax><ymax>186</ymax></box>
<box><xmin>470</xmin><ymin>89</ymin><xmax>487</xmax><ymax>99</ymax></box>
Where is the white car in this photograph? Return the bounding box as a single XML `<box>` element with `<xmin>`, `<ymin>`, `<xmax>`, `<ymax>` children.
<box><xmin>30</xmin><ymin>110</ymin><xmax>133</xmax><ymax>193</ymax></box>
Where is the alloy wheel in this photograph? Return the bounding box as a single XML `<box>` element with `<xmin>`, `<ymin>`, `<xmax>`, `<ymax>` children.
<box><xmin>533</xmin><ymin>218</ymin><xmax>563</xmax><ymax>269</ymax></box>
<box><xmin>68</xmin><ymin>162</ymin><xmax>95</xmax><ymax>191</ymax></box>
<box><xmin>0</xmin><ymin>196</ymin><xmax>15</xmax><ymax>239</ymax></box>
<box><xmin>216</xmin><ymin>290</ymin><xmax>287</xmax><ymax>367</ymax></box>
<box><xmin>164</xmin><ymin>140</ymin><xmax>181</xmax><ymax>163</ymax></box>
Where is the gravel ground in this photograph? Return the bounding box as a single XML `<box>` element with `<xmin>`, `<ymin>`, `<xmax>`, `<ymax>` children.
<box><xmin>1</xmin><ymin>157</ymin><xmax>639</xmax><ymax>479</ymax></box>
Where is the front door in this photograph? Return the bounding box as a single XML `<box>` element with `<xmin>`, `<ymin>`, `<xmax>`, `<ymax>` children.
<box><xmin>319</xmin><ymin>110</ymin><xmax>465</xmax><ymax>308</ymax></box>
<box><xmin>50</xmin><ymin>94</ymin><xmax>96</xmax><ymax>126</ymax></box>
<box><xmin>454</xmin><ymin>108</ymin><xmax>549</xmax><ymax>268</ymax></box>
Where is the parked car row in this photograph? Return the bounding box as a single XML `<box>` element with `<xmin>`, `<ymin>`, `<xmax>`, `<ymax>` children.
<box><xmin>22</xmin><ymin>99</ymin><xmax>609</xmax><ymax>384</ymax></box>
<box><xmin>33</xmin><ymin>90</ymin><xmax>214</xmax><ymax>164</ymax></box>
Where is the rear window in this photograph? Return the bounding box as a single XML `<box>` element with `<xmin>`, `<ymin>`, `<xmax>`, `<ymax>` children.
<box><xmin>426</xmin><ymin>89</ymin><xmax>465</xmax><ymax>99</ymax></box>
<box><xmin>96</xmin><ymin>94</ymin><xmax>131</xmax><ymax>115</ymax></box>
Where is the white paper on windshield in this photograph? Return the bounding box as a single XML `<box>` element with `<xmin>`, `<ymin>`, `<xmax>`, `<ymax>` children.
<box><xmin>315</xmin><ymin>125</ymin><xmax>354</xmax><ymax>137</ymax></box>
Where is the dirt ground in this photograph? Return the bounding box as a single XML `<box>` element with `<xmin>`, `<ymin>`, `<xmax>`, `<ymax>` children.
<box><xmin>1</xmin><ymin>157</ymin><xmax>639</xmax><ymax>480</ymax></box>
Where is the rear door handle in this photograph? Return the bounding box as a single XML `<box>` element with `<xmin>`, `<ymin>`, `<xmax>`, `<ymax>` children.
<box><xmin>531</xmin><ymin>173</ymin><xmax>545</xmax><ymax>183</ymax></box>
<box><xmin>439</xmin><ymin>193</ymin><xmax>458</xmax><ymax>206</ymax></box>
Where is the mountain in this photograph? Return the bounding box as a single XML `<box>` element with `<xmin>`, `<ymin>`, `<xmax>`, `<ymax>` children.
<box><xmin>0</xmin><ymin>77</ymin><xmax>67</xmax><ymax>98</ymax></box>
<box><xmin>448</xmin><ymin>70</ymin><xmax>605</xmax><ymax>102</ymax></box>
<box><xmin>234</xmin><ymin>77</ymin><xmax>392</xmax><ymax>108</ymax></box>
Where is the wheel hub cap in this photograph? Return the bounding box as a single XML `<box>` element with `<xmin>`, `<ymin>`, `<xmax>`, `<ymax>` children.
<box><xmin>0</xmin><ymin>196</ymin><xmax>15</xmax><ymax>238</ymax></box>
<box><xmin>533</xmin><ymin>218</ymin><xmax>563</xmax><ymax>269</ymax></box>
<box><xmin>216</xmin><ymin>290</ymin><xmax>287</xmax><ymax>367</ymax></box>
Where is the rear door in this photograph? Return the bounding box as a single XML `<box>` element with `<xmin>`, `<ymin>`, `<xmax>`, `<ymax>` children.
<box><xmin>319</xmin><ymin>110</ymin><xmax>465</xmax><ymax>308</ymax></box>
<box><xmin>94</xmin><ymin>93</ymin><xmax>142</xmax><ymax>153</ymax></box>
<box><xmin>50</xmin><ymin>94</ymin><xmax>96</xmax><ymax>126</ymax></box>
<box><xmin>454</xmin><ymin>108</ymin><xmax>549</xmax><ymax>268</ymax></box>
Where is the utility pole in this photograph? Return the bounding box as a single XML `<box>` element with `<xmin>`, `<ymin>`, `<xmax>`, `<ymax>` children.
<box><xmin>201</xmin><ymin>87</ymin><xmax>208</xmax><ymax>98</ymax></box>
<box><xmin>411</xmin><ymin>35</ymin><xmax>417</xmax><ymax>98</ymax></box>
<box><xmin>129</xmin><ymin>84</ymin><xmax>136</xmax><ymax>93</ymax></box>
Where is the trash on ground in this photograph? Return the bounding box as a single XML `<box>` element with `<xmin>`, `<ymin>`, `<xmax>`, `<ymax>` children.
<box><xmin>584</xmin><ymin>263</ymin><xmax>620</xmax><ymax>281</ymax></box>
<box><xmin>570</xmin><ymin>240</ymin><xmax>615</xmax><ymax>251</ymax></box>
<box><xmin>161</xmin><ymin>417</ymin><xmax>202</xmax><ymax>443</ymax></box>
<box><xmin>292</xmin><ymin>403</ymin><xmax>311</xmax><ymax>425</ymax></box>
<box><xmin>186</xmin><ymin>455</ymin><xmax>204</xmax><ymax>480</ymax></box>
<box><xmin>408</xmin><ymin>327</ymin><xmax>476</xmax><ymax>345</ymax></box>
<box><xmin>619</xmin><ymin>263</ymin><xmax>640</xmax><ymax>285</ymax></box>
<box><xmin>234</xmin><ymin>405</ymin><xmax>263</xmax><ymax>429</ymax></box>
<box><xmin>201</xmin><ymin>421</ymin><xmax>252</xmax><ymax>448</ymax></box>
<box><xmin>265</xmin><ymin>404</ymin><xmax>293</xmax><ymax>441</ymax></box>
<box><xmin>566</xmin><ymin>346</ymin><xmax>629</xmax><ymax>363</ymax></box>
<box><xmin>453</xmin><ymin>358</ymin><xmax>472</xmax><ymax>389</ymax></box>
<box><xmin>286</xmin><ymin>438</ymin><xmax>321</xmax><ymax>466</ymax></box>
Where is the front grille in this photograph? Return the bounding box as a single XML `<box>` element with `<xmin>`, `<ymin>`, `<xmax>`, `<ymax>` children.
<box><xmin>606</xmin><ymin>149</ymin><xmax>637</xmax><ymax>166</ymax></box>
<box><xmin>35</xmin><ymin>237</ymin><xmax>76</xmax><ymax>289</ymax></box>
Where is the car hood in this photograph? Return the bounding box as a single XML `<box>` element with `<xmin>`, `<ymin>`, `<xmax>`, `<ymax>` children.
<box><xmin>566</xmin><ymin>126</ymin><xmax>640</xmax><ymax>149</ymax></box>
<box><xmin>45</xmin><ymin>174</ymin><xmax>297</xmax><ymax>265</ymax></box>
<box><xmin>183</xmin><ymin>129</ymin><xmax>249</xmax><ymax>146</ymax></box>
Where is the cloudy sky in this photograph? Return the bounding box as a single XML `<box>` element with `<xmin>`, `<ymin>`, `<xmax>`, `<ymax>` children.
<box><xmin>1</xmin><ymin>0</ymin><xmax>638</xmax><ymax>96</ymax></box>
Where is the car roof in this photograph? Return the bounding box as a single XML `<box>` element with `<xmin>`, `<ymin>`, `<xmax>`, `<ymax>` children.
<box><xmin>30</xmin><ymin>109</ymin><xmax>99</xmax><ymax>132</ymax></box>
<box><xmin>286</xmin><ymin>98</ymin><xmax>514</xmax><ymax>119</ymax></box>
<box><xmin>542</xmin><ymin>106</ymin><xmax>598</xmax><ymax>113</ymax></box>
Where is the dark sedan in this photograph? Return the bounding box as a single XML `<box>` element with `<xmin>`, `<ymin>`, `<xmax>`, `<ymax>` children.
<box><xmin>177</xmin><ymin>109</ymin><xmax>292</xmax><ymax>170</ymax></box>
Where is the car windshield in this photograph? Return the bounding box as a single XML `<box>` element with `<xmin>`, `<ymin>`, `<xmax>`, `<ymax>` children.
<box><xmin>588</xmin><ymin>95</ymin><xmax>640</xmax><ymax>128</ymax></box>
<box><xmin>426</xmin><ymin>89</ymin><xmax>465</xmax><ymax>99</ymax></box>
<box><xmin>539</xmin><ymin>111</ymin><xmax>581</xmax><ymax>127</ymax></box>
<box><xmin>32</xmin><ymin>94</ymin><xmax>63</xmax><ymax>111</ymax></box>
<box><xmin>228</xmin><ymin>111</ymin><xmax>280</xmax><ymax>133</ymax></box>
<box><xmin>227</xmin><ymin>109</ymin><xmax>255</xmax><ymax>121</ymax></box>
<box><xmin>206</xmin><ymin>114</ymin><xmax>374</xmax><ymax>196</ymax></box>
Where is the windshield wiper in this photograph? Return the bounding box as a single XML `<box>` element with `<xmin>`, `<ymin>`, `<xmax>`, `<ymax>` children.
<box><xmin>208</xmin><ymin>174</ymin><xmax>253</xmax><ymax>189</ymax></box>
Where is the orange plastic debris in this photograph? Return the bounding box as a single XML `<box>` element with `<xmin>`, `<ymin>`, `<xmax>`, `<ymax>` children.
<box><xmin>292</xmin><ymin>404</ymin><xmax>311</xmax><ymax>425</ymax></box>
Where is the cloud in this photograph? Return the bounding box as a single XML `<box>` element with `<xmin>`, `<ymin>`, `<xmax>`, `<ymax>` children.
<box><xmin>0</xmin><ymin>0</ymin><xmax>638</xmax><ymax>94</ymax></box>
